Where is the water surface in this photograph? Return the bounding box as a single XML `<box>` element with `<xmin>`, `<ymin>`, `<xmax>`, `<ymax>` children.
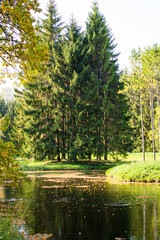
<box><xmin>1</xmin><ymin>171</ymin><xmax>160</xmax><ymax>240</ymax></box>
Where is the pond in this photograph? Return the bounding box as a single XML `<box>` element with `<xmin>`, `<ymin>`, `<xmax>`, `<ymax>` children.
<box><xmin>1</xmin><ymin>170</ymin><xmax>160</xmax><ymax>240</ymax></box>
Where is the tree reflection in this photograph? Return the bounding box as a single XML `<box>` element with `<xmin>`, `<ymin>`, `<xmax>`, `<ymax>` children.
<box><xmin>2</xmin><ymin>176</ymin><xmax>160</xmax><ymax>240</ymax></box>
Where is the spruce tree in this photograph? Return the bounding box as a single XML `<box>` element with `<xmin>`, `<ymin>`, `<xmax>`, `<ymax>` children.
<box><xmin>55</xmin><ymin>18</ymin><xmax>86</xmax><ymax>161</ymax></box>
<box><xmin>11</xmin><ymin>89</ymin><xmax>33</xmax><ymax>157</ymax></box>
<box><xmin>27</xmin><ymin>0</ymin><xmax>63</xmax><ymax>160</ymax></box>
<box><xmin>41</xmin><ymin>0</ymin><xmax>63</xmax><ymax>161</ymax></box>
<box><xmin>12</xmin><ymin>1</ymin><xmax>133</xmax><ymax>162</ymax></box>
<box><xmin>85</xmin><ymin>2</ymin><xmax>133</xmax><ymax>159</ymax></box>
<box><xmin>12</xmin><ymin>0</ymin><xmax>64</xmax><ymax>161</ymax></box>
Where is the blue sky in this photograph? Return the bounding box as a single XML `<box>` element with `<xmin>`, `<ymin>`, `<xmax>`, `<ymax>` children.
<box><xmin>39</xmin><ymin>0</ymin><xmax>160</xmax><ymax>70</ymax></box>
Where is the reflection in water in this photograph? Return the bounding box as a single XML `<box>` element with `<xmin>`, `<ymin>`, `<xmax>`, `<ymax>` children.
<box><xmin>143</xmin><ymin>203</ymin><xmax>146</xmax><ymax>240</ymax></box>
<box><xmin>1</xmin><ymin>172</ymin><xmax>160</xmax><ymax>240</ymax></box>
<box><xmin>154</xmin><ymin>203</ymin><xmax>158</xmax><ymax>240</ymax></box>
<box><xmin>0</xmin><ymin>186</ymin><xmax>5</xmax><ymax>200</ymax></box>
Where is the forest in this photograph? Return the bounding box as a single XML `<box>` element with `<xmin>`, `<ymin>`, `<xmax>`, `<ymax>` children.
<box><xmin>1</xmin><ymin>0</ymin><xmax>160</xmax><ymax>167</ymax></box>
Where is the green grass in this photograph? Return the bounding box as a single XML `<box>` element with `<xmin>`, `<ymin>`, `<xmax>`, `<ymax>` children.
<box><xmin>18</xmin><ymin>159</ymin><xmax>110</xmax><ymax>171</ymax></box>
<box><xmin>0</xmin><ymin>217</ymin><xmax>25</xmax><ymax>240</ymax></box>
<box><xmin>106</xmin><ymin>160</ymin><xmax>160</xmax><ymax>182</ymax></box>
<box><xmin>124</xmin><ymin>152</ymin><xmax>160</xmax><ymax>162</ymax></box>
<box><xmin>17</xmin><ymin>152</ymin><xmax>160</xmax><ymax>182</ymax></box>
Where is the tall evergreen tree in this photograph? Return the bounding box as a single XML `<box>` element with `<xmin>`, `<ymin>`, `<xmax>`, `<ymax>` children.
<box><xmin>85</xmin><ymin>2</ymin><xmax>132</xmax><ymax>160</ymax></box>
<box><xmin>12</xmin><ymin>0</ymin><xmax>63</xmax><ymax>160</ymax></box>
<box><xmin>55</xmin><ymin>18</ymin><xmax>87</xmax><ymax>161</ymax></box>
<box><xmin>41</xmin><ymin>0</ymin><xmax>63</xmax><ymax>161</ymax></box>
<box><xmin>10</xmin><ymin>89</ymin><xmax>33</xmax><ymax>157</ymax></box>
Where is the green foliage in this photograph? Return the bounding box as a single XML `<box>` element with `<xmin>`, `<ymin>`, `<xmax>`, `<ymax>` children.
<box><xmin>12</xmin><ymin>1</ymin><xmax>63</xmax><ymax>161</ymax></box>
<box><xmin>85</xmin><ymin>1</ymin><xmax>133</xmax><ymax>159</ymax></box>
<box><xmin>0</xmin><ymin>116</ymin><xmax>22</xmax><ymax>184</ymax></box>
<box><xmin>12</xmin><ymin>1</ymin><xmax>133</xmax><ymax>162</ymax></box>
<box><xmin>0</xmin><ymin>139</ymin><xmax>22</xmax><ymax>183</ymax></box>
<box><xmin>10</xmin><ymin>95</ymin><xmax>33</xmax><ymax>157</ymax></box>
<box><xmin>18</xmin><ymin>159</ymin><xmax>109</xmax><ymax>171</ymax></box>
<box><xmin>125</xmin><ymin>152</ymin><xmax>160</xmax><ymax>161</ymax></box>
<box><xmin>0</xmin><ymin>99</ymin><xmax>18</xmax><ymax>142</ymax></box>
<box><xmin>55</xmin><ymin>18</ymin><xmax>88</xmax><ymax>161</ymax></box>
<box><xmin>0</xmin><ymin>217</ymin><xmax>25</xmax><ymax>240</ymax></box>
<box><xmin>0</xmin><ymin>98</ymin><xmax>7</xmax><ymax>116</ymax></box>
<box><xmin>0</xmin><ymin>0</ymin><xmax>48</xmax><ymax>83</ymax></box>
<box><xmin>121</xmin><ymin>44</ymin><xmax>160</xmax><ymax>154</ymax></box>
<box><xmin>106</xmin><ymin>160</ymin><xmax>160</xmax><ymax>182</ymax></box>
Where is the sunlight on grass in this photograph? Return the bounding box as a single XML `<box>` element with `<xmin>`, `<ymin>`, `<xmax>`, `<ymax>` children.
<box><xmin>18</xmin><ymin>159</ymin><xmax>109</xmax><ymax>171</ymax></box>
<box><xmin>106</xmin><ymin>160</ymin><xmax>160</xmax><ymax>182</ymax></box>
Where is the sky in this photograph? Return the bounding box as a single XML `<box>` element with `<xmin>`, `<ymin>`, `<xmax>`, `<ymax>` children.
<box><xmin>1</xmin><ymin>0</ymin><xmax>160</xmax><ymax>95</ymax></box>
<box><xmin>39</xmin><ymin>0</ymin><xmax>160</xmax><ymax>70</ymax></box>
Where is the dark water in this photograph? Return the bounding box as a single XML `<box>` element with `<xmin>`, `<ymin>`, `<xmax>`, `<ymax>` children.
<box><xmin>1</xmin><ymin>171</ymin><xmax>160</xmax><ymax>240</ymax></box>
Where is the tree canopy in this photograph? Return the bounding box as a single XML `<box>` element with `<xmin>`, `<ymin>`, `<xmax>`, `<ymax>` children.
<box><xmin>0</xmin><ymin>0</ymin><xmax>48</xmax><ymax>83</ymax></box>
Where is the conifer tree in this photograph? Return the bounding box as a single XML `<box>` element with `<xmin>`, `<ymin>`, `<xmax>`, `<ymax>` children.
<box><xmin>55</xmin><ymin>18</ymin><xmax>86</xmax><ymax>161</ymax></box>
<box><xmin>12</xmin><ymin>1</ymin><xmax>133</xmax><ymax>162</ymax></box>
<box><xmin>12</xmin><ymin>0</ymin><xmax>64</xmax><ymax>160</ymax></box>
<box><xmin>85</xmin><ymin>2</ymin><xmax>132</xmax><ymax>160</ymax></box>
<box><xmin>10</xmin><ymin>89</ymin><xmax>33</xmax><ymax>157</ymax></box>
<box><xmin>40</xmin><ymin>0</ymin><xmax>63</xmax><ymax>161</ymax></box>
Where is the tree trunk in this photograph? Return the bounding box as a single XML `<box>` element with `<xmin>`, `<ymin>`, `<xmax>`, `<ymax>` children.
<box><xmin>62</xmin><ymin>112</ymin><xmax>65</xmax><ymax>159</ymax></box>
<box><xmin>104</xmin><ymin>111</ymin><xmax>107</xmax><ymax>161</ymax></box>
<box><xmin>150</xmin><ymin>88</ymin><xmax>156</xmax><ymax>160</ymax></box>
<box><xmin>157</xmin><ymin>80</ymin><xmax>160</xmax><ymax>152</ymax></box>
<box><xmin>56</xmin><ymin>130</ymin><xmax>61</xmax><ymax>162</ymax></box>
<box><xmin>140</xmin><ymin>88</ymin><xmax>145</xmax><ymax>161</ymax></box>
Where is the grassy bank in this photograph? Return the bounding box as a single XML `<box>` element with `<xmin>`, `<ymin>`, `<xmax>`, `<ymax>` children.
<box><xmin>106</xmin><ymin>160</ymin><xmax>160</xmax><ymax>182</ymax></box>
